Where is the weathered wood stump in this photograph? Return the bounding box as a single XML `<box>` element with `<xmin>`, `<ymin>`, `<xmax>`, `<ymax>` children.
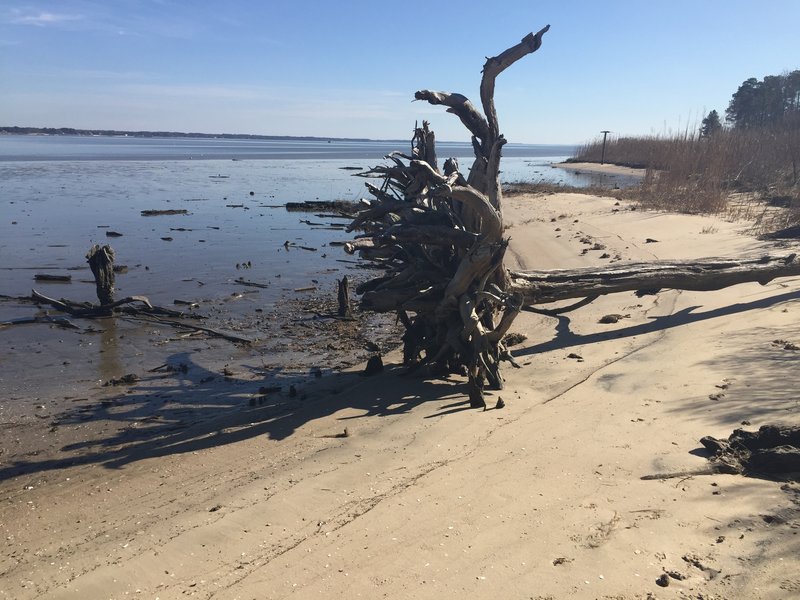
<box><xmin>86</xmin><ymin>244</ymin><xmax>116</xmax><ymax>306</ymax></box>
<box><xmin>337</xmin><ymin>276</ymin><xmax>354</xmax><ymax>319</ymax></box>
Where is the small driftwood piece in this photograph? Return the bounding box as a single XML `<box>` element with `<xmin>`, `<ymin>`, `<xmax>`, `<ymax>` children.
<box><xmin>234</xmin><ymin>277</ymin><xmax>270</xmax><ymax>289</ymax></box>
<box><xmin>140</xmin><ymin>209</ymin><xmax>188</xmax><ymax>216</ymax></box>
<box><xmin>34</xmin><ymin>273</ymin><xmax>72</xmax><ymax>283</ymax></box>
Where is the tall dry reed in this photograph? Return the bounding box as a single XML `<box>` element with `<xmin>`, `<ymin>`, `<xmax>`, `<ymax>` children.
<box><xmin>571</xmin><ymin>124</ymin><xmax>800</xmax><ymax>218</ymax></box>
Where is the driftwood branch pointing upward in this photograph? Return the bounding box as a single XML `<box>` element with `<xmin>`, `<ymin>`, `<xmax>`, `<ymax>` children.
<box><xmin>480</xmin><ymin>25</ymin><xmax>550</xmax><ymax>142</ymax></box>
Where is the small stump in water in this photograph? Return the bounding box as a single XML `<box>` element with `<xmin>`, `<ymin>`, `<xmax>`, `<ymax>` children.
<box><xmin>86</xmin><ymin>244</ymin><xmax>116</xmax><ymax>307</ymax></box>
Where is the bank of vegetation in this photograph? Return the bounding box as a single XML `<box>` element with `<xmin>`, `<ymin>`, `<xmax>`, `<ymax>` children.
<box><xmin>572</xmin><ymin>70</ymin><xmax>800</xmax><ymax>229</ymax></box>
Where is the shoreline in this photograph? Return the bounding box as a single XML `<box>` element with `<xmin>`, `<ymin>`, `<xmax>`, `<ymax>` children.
<box><xmin>2</xmin><ymin>191</ymin><xmax>800</xmax><ymax>599</ymax></box>
<box><xmin>554</xmin><ymin>160</ymin><xmax>647</xmax><ymax>178</ymax></box>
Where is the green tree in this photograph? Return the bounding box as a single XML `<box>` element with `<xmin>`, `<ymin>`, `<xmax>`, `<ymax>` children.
<box><xmin>700</xmin><ymin>109</ymin><xmax>722</xmax><ymax>137</ymax></box>
<box><xmin>726</xmin><ymin>70</ymin><xmax>800</xmax><ymax>129</ymax></box>
<box><xmin>726</xmin><ymin>77</ymin><xmax>762</xmax><ymax>128</ymax></box>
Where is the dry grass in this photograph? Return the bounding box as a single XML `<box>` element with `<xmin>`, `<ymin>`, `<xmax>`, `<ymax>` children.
<box><xmin>571</xmin><ymin>125</ymin><xmax>800</xmax><ymax>224</ymax></box>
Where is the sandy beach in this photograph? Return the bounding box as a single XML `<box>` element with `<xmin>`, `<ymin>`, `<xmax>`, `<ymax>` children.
<box><xmin>2</xmin><ymin>191</ymin><xmax>799</xmax><ymax>599</ymax></box>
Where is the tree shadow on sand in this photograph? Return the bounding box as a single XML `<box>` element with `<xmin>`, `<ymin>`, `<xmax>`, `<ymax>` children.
<box><xmin>4</xmin><ymin>289</ymin><xmax>798</xmax><ymax>481</ymax></box>
<box><xmin>0</xmin><ymin>352</ymin><xmax>465</xmax><ymax>479</ymax></box>
<box><xmin>514</xmin><ymin>288</ymin><xmax>800</xmax><ymax>357</ymax></box>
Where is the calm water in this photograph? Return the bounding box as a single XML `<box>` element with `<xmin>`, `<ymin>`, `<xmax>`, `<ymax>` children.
<box><xmin>0</xmin><ymin>135</ymin><xmax>577</xmax><ymax>163</ymax></box>
<box><xmin>0</xmin><ymin>135</ymin><xmax>590</xmax><ymax>314</ymax></box>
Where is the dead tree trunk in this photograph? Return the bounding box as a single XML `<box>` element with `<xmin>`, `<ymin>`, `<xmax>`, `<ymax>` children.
<box><xmin>347</xmin><ymin>26</ymin><xmax>550</xmax><ymax>407</ymax></box>
<box><xmin>344</xmin><ymin>27</ymin><xmax>800</xmax><ymax>409</ymax></box>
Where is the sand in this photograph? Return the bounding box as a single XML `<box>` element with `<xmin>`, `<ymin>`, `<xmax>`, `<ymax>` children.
<box><xmin>555</xmin><ymin>161</ymin><xmax>647</xmax><ymax>179</ymax></box>
<box><xmin>1</xmin><ymin>192</ymin><xmax>799</xmax><ymax>600</ymax></box>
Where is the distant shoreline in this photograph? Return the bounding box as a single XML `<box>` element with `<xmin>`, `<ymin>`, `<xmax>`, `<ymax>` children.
<box><xmin>0</xmin><ymin>127</ymin><xmax>574</xmax><ymax>148</ymax></box>
<box><xmin>0</xmin><ymin>126</ymin><xmax>393</xmax><ymax>143</ymax></box>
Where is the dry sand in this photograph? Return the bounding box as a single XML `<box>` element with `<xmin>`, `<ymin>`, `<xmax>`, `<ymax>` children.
<box><xmin>2</xmin><ymin>192</ymin><xmax>799</xmax><ymax>600</ymax></box>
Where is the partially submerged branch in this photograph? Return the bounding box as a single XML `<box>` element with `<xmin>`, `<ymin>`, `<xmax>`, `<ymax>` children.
<box><xmin>23</xmin><ymin>244</ymin><xmax>253</xmax><ymax>345</ymax></box>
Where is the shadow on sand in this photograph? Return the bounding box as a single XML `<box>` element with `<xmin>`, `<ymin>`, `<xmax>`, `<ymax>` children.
<box><xmin>0</xmin><ymin>353</ymin><xmax>466</xmax><ymax>479</ymax></box>
<box><xmin>515</xmin><ymin>288</ymin><xmax>800</xmax><ymax>357</ymax></box>
<box><xmin>3</xmin><ymin>288</ymin><xmax>798</xmax><ymax>480</ymax></box>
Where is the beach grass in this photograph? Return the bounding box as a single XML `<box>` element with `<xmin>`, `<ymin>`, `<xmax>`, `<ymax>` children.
<box><xmin>570</xmin><ymin>123</ymin><xmax>800</xmax><ymax>221</ymax></box>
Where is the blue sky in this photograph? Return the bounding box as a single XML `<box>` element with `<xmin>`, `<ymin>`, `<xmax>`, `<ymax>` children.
<box><xmin>1</xmin><ymin>1</ymin><xmax>798</xmax><ymax>144</ymax></box>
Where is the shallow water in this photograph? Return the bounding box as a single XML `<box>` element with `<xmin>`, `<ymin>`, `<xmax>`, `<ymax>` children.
<box><xmin>1</xmin><ymin>158</ymin><xmax>375</xmax><ymax>312</ymax></box>
<box><xmin>0</xmin><ymin>137</ymin><xmax>591</xmax><ymax>313</ymax></box>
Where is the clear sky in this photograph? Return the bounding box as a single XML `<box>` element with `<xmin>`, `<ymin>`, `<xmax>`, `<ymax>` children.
<box><xmin>1</xmin><ymin>1</ymin><xmax>798</xmax><ymax>145</ymax></box>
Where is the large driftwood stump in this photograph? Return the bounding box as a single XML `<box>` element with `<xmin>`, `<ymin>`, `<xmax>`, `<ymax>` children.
<box><xmin>344</xmin><ymin>27</ymin><xmax>800</xmax><ymax>408</ymax></box>
<box><xmin>346</xmin><ymin>26</ymin><xmax>550</xmax><ymax>407</ymax></box>
<box><xmin>86</xmin><ymin>244</ymin><xmax>116</xmax><ymax>306</ymax></box>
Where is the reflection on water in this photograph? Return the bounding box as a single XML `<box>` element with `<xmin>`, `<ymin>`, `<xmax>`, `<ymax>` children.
<box><xmin>98</xmin><ymin>317</ymin><xmax>122</xmax><ymax>382</ymax></box>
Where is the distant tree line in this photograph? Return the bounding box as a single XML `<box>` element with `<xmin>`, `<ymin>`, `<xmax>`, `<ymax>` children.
<box><xmin>0</xmin><ymin>126</ymin><xmax>374</xmax><ymax>142</ymax></box>
<box><xmin>701</xmin><ymin>70</ymin><xmax>800</xmax><ymax>136</ymax></box>
<box><xmin>725</xmin><ymin>70</ymin><xmax>800</xmax><ymax>129</ymax></box>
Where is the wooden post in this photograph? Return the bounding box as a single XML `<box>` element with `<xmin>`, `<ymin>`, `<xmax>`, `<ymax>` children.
<box><xmin>600</xmin><ymin>130</ymin><xmax>611</xmax><ymax>165</ymax></box>
<box><xmin>86</xmin><ymin>244</ymin><xmax>116</xmax><ymax>306</ymax></box>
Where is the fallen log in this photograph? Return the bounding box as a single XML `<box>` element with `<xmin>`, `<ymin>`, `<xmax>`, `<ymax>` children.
<box><xmin>509</xmin><ymin>253</ymin><xmax>800</xmax><ymax>305</ymax></box>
